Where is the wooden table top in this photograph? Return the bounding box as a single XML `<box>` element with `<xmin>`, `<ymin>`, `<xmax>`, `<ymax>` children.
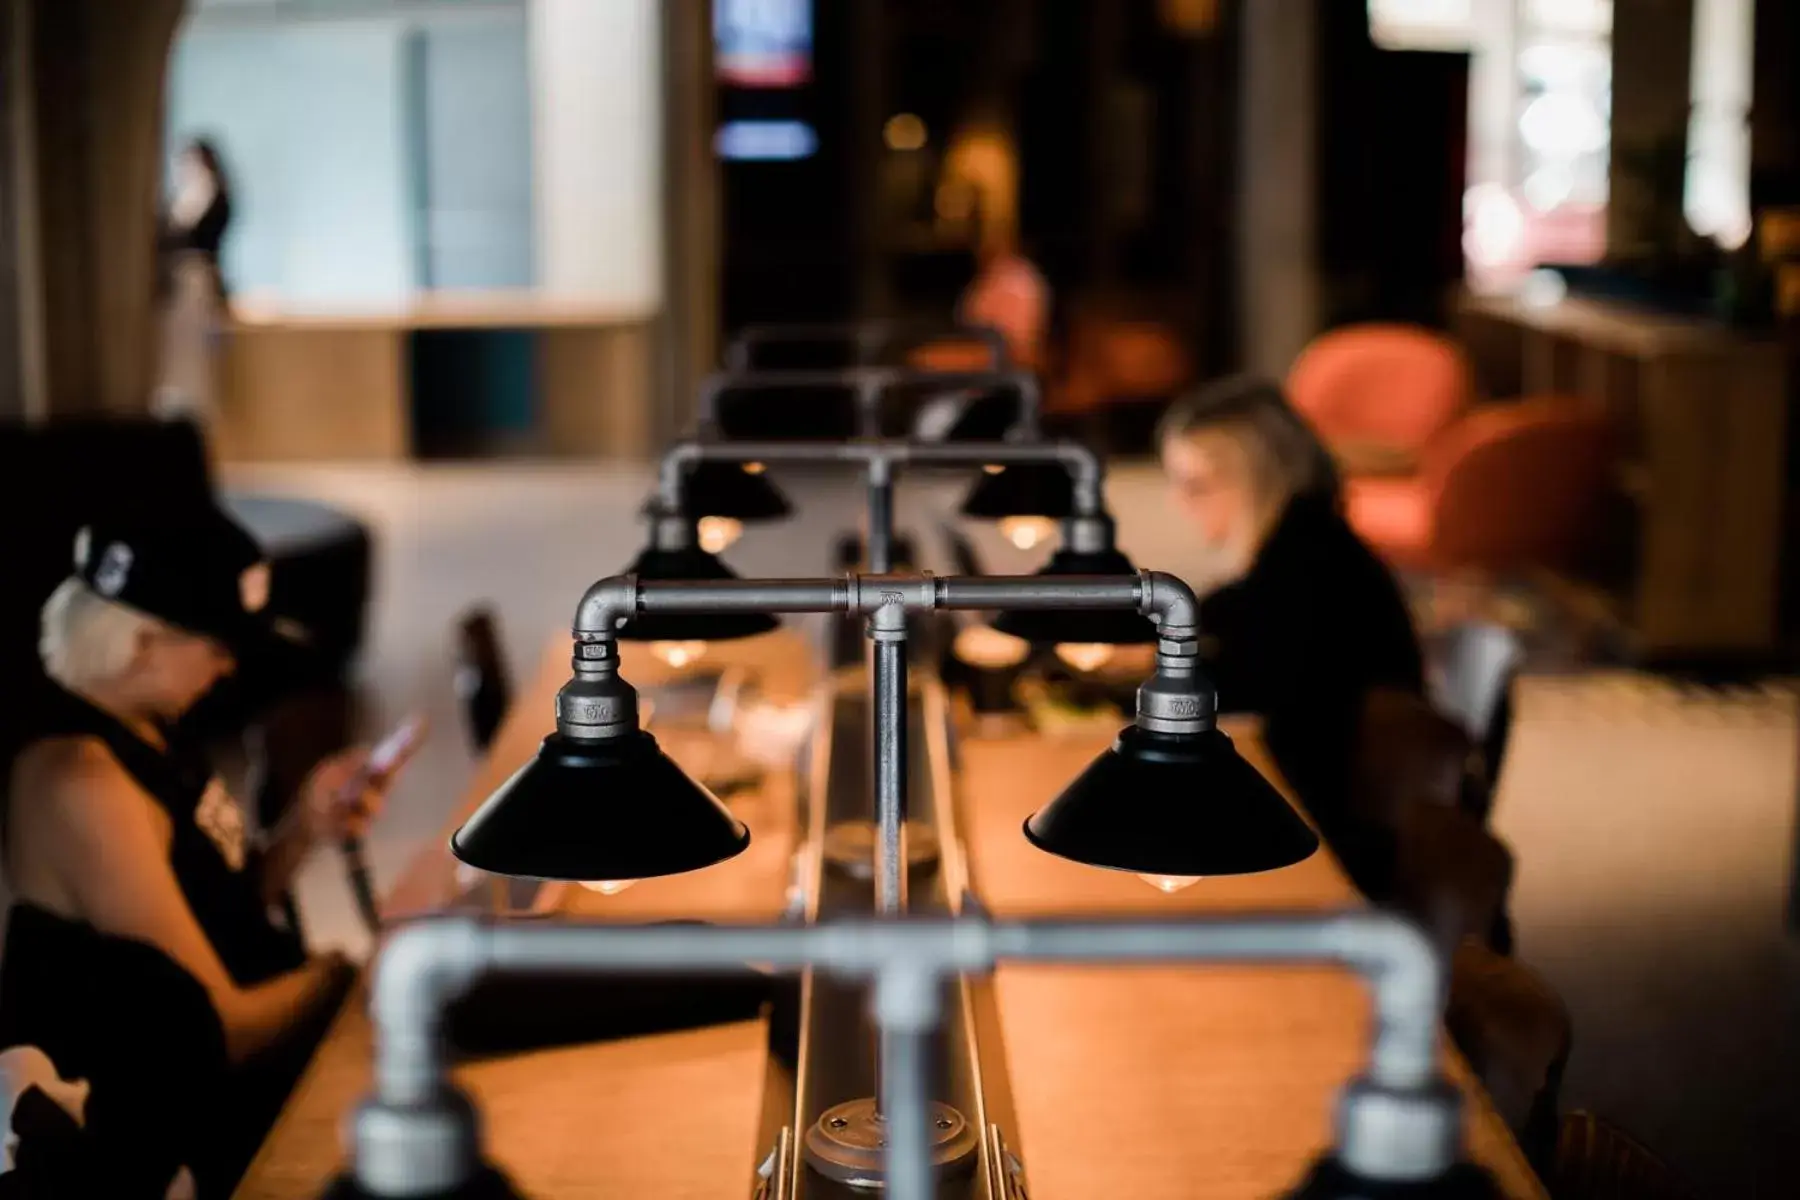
<box><xmin>959</xmin><ymin>728</ymin><xmax>1547</xmax><ymax>1200</ymax></box>
<box><xmin>235</xmin><ymin>630</ymin><xmax>815</xmax><ymax>1199</ymax></box>
<box><xmin>239</xmin><ymin>630</ymin><xmax>1545</xmax><ymax>1199</ymax></box>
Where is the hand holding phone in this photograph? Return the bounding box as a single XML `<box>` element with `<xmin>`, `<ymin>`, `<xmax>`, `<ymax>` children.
<box><xmin>366</xmin><ymin>714</ymin><xmax>429</xmax><ymax>781</ymax></box>
<box><xmin>334</xmin><ymin>715</ymin><xmax>428</xmax><ymax>938</ymax></box>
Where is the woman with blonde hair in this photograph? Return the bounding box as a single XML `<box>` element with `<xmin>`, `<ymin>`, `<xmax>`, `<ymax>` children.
<box><xmin>1159</xmin><ymin>375</ymin><xmax>1424</xmax><ymax>894</ymax></box>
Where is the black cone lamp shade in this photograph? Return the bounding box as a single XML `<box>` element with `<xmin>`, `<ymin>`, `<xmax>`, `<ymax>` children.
<box><xmin>452</xmin><ymin>731</ymin><xmax>750</xmax><ymax>881</ymax></box>
<box><xmin>1026</xmin><ymin>726</ymin><xmax>1318</xmax><ymax>877</ymax></box>
<box><xmin>988</xmin><ymin>544</ymin><xmax>1159</xmax><ymax>645</ymax></box>
<box><xmin>958</xmin><ymin>461</ymin><xmax>1074</xmax><ymax>521</ymax></box>
<box><xmin>321</xmin><ymin>1166</ymin><xmax>529</xmax><ymax>1200</ymax></box>
<box><xmin>616</xmin><ymin>543</ymin><xmax>781</xmax><ymax>643</ymax></box>
<box><xmin>684</xmin><ymin>461</ymin><xmax>792</xmax><ymax>522</ymax></box>
<box><xmin>1281</xmin><ymin>1159</ymin><xmax>1505</xmax><ymax>1199</ymax></box>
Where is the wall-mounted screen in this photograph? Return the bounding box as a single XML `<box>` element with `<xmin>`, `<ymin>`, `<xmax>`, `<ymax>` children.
<box><xmin>715</xmin><ymin>0</ymin><xmax>812</xmax><ymax>88</ymax></box>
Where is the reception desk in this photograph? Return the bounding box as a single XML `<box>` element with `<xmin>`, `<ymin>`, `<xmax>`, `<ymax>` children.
<box><xmin>215</xmin><ymin>293</ymin><xmax>657</xmax><ymax>463</ymax></box>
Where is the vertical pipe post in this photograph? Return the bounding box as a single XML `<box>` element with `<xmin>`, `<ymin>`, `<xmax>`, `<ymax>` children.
<box><xmin>870</xmin><ymin>612</ymin><xmax>909</xmax><ymax>917</ymax></box>
<box><xmin>874</xmin><ymin>968</ymin><xmax>940</xmax><ymax>1200</ymax></box>
<box><xmin>866</xmin><ymin>456</ymin><xmax>896</xmax><ymax>572</ymax></box>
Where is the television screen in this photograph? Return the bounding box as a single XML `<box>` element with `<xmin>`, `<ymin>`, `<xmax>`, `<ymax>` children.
<box><xmin>715</xmin><ymin>0</ymin><xmax>813</xmax><ymax>88</ymax></box>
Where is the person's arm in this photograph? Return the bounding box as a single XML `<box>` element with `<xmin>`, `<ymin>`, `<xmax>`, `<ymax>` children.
<box><xmin>256</xmin><ymin>804</ymin><xmax>315</xmax><ymax>909</ymax></box>
<box><xmin>46</xmin><ymin>745</ymin><xmax>347</xmax><ymax>1064</ymax></box>
<box><xmin>256</xmin><ymin>748</ymin><xmax>385</xmax><ymax>907</ymax></box>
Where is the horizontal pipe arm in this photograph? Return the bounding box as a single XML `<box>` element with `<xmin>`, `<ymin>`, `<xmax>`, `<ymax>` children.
<box><xmin>368</xmin><ymin>910</ymin><xmax>1443</xmax><ymax>1108</ymax></box>
<box><xmin>576</xmin><ymin>572</ymin><xmax>1172</xmax><ymax>637</ymax></box>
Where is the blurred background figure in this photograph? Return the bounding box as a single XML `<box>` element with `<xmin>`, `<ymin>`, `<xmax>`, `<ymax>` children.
<box><xmin>154</xmin><ymin>138</ymin><xmax>234</xmax><ymax>428</ymax></box>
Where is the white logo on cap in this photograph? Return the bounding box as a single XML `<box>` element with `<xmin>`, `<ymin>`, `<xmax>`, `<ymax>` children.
<box><xmin>240</xmin><ymin>561</ymin><xmax>271</xmax><ymax>613</ymax></box>
<box><xmin>94</xmin><ymin>543</ymin><xmax>133</xmax><ymax>597</ymax></box>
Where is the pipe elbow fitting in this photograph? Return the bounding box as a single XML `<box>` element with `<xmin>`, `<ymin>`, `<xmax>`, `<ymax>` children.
<box><xmin>370</xmin><ymin>918</ymin><xmax>492</xmax><ymax>1056</ymax></box>
<box><xmin>1139</xmin><ymin>571</ymin><xmax>1200</xmax><ymax>641</ymax></box>
<box><xmin>574</xmin><ymin>575</ymin><xmax>639</xmax><ymax>638</ymax></box>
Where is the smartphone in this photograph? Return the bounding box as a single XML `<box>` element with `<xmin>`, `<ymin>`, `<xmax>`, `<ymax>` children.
<box><xmin>366</xmin><ymin>714</ymin><xmax>428</xmax><ymax>781</ymax></box>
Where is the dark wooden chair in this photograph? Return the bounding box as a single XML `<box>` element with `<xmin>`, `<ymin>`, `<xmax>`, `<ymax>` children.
<box><xmin>1550</xmin><ymin>1112</ymin><xmax>1701</xmax><ymax>1200</ymax></box>
<box><xmin>1431</xmin><ymin>620</ymin><xmax>1525</xmax><ymax>815</ymax></box>
<box><xmin>1446</xmin><ymin>940</ymin><xmax>1572</xmax><ymax>1171</ymax></box>
<box><xmin>455</xmin><ymin>608</ymin><xmax>513</xmax><ymax>755</ymax></box>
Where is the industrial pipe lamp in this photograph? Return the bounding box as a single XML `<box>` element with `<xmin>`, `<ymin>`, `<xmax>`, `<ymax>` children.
<box><xmin>323</xmin><ymin>912</ymin><xmax>1504</xmax><ymax>1200</ymax></box>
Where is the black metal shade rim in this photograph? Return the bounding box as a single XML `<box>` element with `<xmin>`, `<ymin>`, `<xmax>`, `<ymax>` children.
<box><xmin>448</xmin><ymin>731</ymin><xmax>752</xmax><ymax>882</ymax></box>
<box><xmin>957</xmin><ymin>463</ymin><xmax>1076</xmax><ymax>519</ymax></box>
<box><xmin>1019</xmin><ymin>815</ymin><xmax>1314</xmax><ymax>878</ymax></box>
<box><xmin>682</xmin><ymin>461</ymin><xmax>794</xmax><ymax>521</ymax></box>
<box><xmin>1278</xmin><ymin>1158</ymin><xmax>1507</xmax><ymax>1198</ymax></box>
<box><xmin>1021</xmin><ymin>727</ymin><xmax>1319</xmax><ymax>876</ymax></box>
<box><xmin>450</xmin><ymin>824</ymin><xmax>751</xmax><ymax>883</ymax></box>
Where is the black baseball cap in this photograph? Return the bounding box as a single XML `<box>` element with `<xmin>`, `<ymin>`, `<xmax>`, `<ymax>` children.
<box><xmin>71</xmin><ymin>506</ymin><xmax>309</xmax><ymax>657</ymax></box>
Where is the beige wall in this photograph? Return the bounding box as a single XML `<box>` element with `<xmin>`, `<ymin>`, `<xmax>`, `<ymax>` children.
<box><xmin>1236</xmin><ymin>0</ymin><xmax>1319</xmax><ymax>378</ymax></box>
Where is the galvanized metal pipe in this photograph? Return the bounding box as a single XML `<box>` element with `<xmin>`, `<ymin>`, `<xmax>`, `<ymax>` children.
<box><xmin>351</xmin><ymin>911</ymin><xmax>1458</xmax><ymax>1198</ymax></box>
<box><xmin>870</xmin><ymin>611</ymin><xmax>909</xmax><ymax>918</ymax></box>
<box><xmin>573</xmin><ymin>571</ymin><xmax>1192</xmax><ymax>637</ymax></box>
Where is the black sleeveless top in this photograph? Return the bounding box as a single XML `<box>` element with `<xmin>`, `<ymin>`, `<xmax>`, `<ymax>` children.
<box><xmin>0</xmin><ymin>686</ymin><xmax>312</xmax><ymax>1195</ymax></box>
<box><xmin>1</xmin><ymin>685</ymin><xmax>305</xmax><ymax>988</ymax></box>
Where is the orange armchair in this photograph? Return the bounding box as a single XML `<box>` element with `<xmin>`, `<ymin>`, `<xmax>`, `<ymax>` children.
<box><xmin>1288</xmin><ymin>324</ymin><xmax>1473</xmax><ymax>462</ymax></box>
<box><xmin>1347</xmin><ymin>399</ymin><xmax>1612</xmax><ymax>573</ymax></box>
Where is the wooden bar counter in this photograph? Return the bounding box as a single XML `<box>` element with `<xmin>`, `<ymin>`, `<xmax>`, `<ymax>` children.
<box><xmin>238</xmin><ymin>634</ymin><xmax>1545</xmax><ymax>1199</ymax></box>
<box><xmin>959</xmin><ymin>729</ymin><xmax>1546</xmax><ymax>1200</ymax></box>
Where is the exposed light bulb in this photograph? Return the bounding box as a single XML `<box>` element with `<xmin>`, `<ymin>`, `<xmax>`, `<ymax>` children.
<box><xmin>697</xmin><ymin>516</ymin><xmax>743</xmax><ymax>554</ymax></box>
<box><xmin>982</xmin><ymin>463</ymin><xmax>1005</xmax><ymax>475</ymax></box>
<box><xmin>1138</xmin><ymin>874</ymin><xmax>1202</xmax><ymax>895</ymax></box>
<box><xmin>1055</xmin><ymin>643</ymin><xmax>1116</xmax><ymax>673</ymax></box>
<box><xmin>650</xmin><ymin>640</ymin><xmax>707</xmax><ymax>669</ymax></box>
<box><xmin>580</xmin><ymin>880</ymin><xmax>638</xmax><ymax>896</ymax></box>
<box><xmin>742</xmin><ymin>462</ymin><xmax>766</xmax><ymax>475</ymax></box>
<box><xmin>999</xmin><ymin>516</ymin><xmax>1056</xmax><ymax>551</ymax></box>
<box><xmin>954</xmin><ymin>624</ymin><xmax>1031</xmax><ymax>669</ymax></box>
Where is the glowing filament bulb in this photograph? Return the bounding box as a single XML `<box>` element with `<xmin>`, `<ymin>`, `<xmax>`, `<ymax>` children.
<box><xmin>1138</xmin><ymin>875</ymin><xmax>1202</xmax><ymax>895</ymax></box>
<box><xmin>999</xmin><ymin>516</ymin><xmax>1056</xmax><ymax>551</ymax></box>
<box><xmin>650</xmin><ymin>640</ymin><xmax>707</xmax><ymax>669</ymax></box>
<box><xmin>1055</xmin><ymin>643</ymin><xmax>1116</xmax><ymax>673</ymax></box>
<box><xmin>580</xmin><ymin>880</ymin><xmax>638</xmax><ymax>896</ymax></box>
<box><xmin>742</xmin><ymin>462</ymin><xmax>766</xmax><ymax>475</ymax></box>
<box><xmin>697</xmin><ymin>516</ymin><xmax>743</xmax><ymax>554</ymax></box>
<box><xmin>954</xmin><ymin>624</ymin><xmax>1031</xmax><ymax>669</ymax></box>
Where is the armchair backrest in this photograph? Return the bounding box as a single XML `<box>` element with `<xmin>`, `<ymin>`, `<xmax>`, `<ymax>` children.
<box><xmin>1422</xmin><ymin>399</ymin><xmax>1612</xmax><ymax>570</ymax></box>
<box><xmin>1288</xmin><ymin>323</ymin><xmax>1472</xmax><ymax>450</ymax></box>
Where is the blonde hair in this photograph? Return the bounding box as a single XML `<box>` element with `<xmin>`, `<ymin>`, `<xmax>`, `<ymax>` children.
<box><xmin>1158</xmin><ymin>375</ymin><xmax>1341</xmax><ymax>506</ymax></box>
<box><xmin>39</xmin><ymin>577</ymin><xmax>158</xmax><ymax>691</ymax></box>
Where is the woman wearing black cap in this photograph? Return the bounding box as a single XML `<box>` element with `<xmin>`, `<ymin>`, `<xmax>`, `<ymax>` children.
<box><xmin>0</xmin><ymin>508</ymin><xmax>386</xmax><ymax>1195</ymax></box>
